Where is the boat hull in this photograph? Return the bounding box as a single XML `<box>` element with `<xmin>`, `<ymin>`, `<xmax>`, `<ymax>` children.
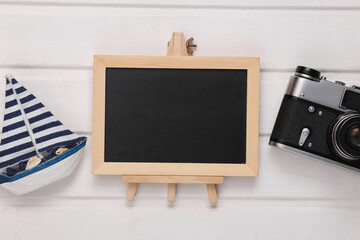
<box><xmin>1</xmin><ymin>146</ymin><xmax>85</xmax><ymax>195</ymax></box>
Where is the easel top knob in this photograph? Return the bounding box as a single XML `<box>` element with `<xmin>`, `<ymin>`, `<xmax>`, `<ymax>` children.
<box><xmin>186</xmin><ymin>37</ymin><xmax>197</xmax><ymax>54</ymax></box>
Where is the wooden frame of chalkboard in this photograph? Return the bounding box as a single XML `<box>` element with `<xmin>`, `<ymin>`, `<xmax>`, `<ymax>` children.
<box><xmin>92</xmin><ymin>55</ymin><xmax>259</xmax><ymax>176</ymax></box>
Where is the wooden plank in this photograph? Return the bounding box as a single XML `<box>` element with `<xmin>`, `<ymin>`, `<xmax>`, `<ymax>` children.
<box><xmin>122</xmin><ymin>176</ymin><xmax>224</xmax><ymax>184</ymax></box>
<box><xmin>1</xmin><ymin>6</ymin><xmax>360</xmax><ymax>70</ymax></box>
<box><xmin>1</xmin><ymin>0</ymin><xmax>360</xmax><ymax>8</ymax></box>
<box><xmin>0</xmin><ymin>200</ymin><xmax>360</xmax><ymax>239</ymax></box>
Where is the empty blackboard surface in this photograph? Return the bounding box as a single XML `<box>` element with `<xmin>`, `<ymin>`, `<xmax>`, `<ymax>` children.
<box><xmin>104</xmin><ymin>68</ymin><xmax>247</xmax><ymax>164</ymax></box>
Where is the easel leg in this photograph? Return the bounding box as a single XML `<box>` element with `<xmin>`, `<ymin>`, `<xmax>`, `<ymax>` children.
<box><xmin>126</xmin><ymin>183</ymin><xmax>138</xmax><ymax>200</ymax></box>
<box><xmin>206</xmin><ymin>184</ymin><xmax>218</xmax><ymax>203</ymax></box>
<box><xmin>168</xmin><ymin>183</ymin><xmax>176</xmax><ymax>202</ymax></box>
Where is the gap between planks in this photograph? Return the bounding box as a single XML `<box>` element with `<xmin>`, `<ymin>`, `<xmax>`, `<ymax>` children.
<box><xmin>1</xmin><ymin>1</ymin><xmax>360</xmax><ymax>11</ymax></box>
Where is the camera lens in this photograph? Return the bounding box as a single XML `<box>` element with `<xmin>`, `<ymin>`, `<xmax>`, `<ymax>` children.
<box><xmin>331</xmin><ymin>113</ymin><xmax>360</xmax><ymax>161</ymax></box>
<box><xmin>348</xmin><ymin>127</ymin><xmax>360</xmax><ymax>148</ymax></box>
<box><xmin>295</xmin><ymin>66</ymin><xmax>321</xmax><ymax>81</ymax></box>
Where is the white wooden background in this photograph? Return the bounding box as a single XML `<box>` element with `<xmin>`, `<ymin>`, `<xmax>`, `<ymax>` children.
<box><xmin>1</xmin><ymin>1</ymin><xmax>360</xmax><ymax>239</ymax></box>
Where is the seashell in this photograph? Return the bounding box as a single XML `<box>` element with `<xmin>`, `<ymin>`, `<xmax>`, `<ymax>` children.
<box><xmin>55</xmin><ymin>147</ymin><xmax>68</xmax><ymax>156</ymax></box>
<box><xmin>26</xmin><ymin>156</ymin><xmax>41</xmax><ymax>170</ymax></box>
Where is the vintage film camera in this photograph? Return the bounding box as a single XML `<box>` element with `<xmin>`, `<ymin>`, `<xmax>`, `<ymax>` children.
<box><xmin>269</xmin><ymin>66</ymin><xmax>360</xmax><ymax>172</ymax></box>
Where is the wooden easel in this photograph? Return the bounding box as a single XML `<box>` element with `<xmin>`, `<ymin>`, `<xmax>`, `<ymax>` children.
<box><xmin>122</xmin><ymin>32</ymin><xmax>224</xmax><ymax>203</ymax></box>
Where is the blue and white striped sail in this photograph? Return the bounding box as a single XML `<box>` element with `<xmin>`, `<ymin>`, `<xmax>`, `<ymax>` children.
<box><xmin>0</xmin><ymin>75</ymin><xmax>85</xmax><ymax>169</ymax></box>
<box><xmin>0</xmin><ymin>75</ymin><xmax>86</xmax><ymax>195</ymax></box>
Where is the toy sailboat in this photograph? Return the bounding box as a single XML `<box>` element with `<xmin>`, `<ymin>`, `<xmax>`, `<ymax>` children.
<box><xmin>0</xmin><ymin>74</ymin><xmax>87</xmax><ymax>195</ymax></box>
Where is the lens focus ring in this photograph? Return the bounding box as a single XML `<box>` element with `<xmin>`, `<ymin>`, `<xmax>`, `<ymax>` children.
<box><xmin>331</xmin><ymin>113</ymin><xmax>360</xmax><ymax>161</ymax></box>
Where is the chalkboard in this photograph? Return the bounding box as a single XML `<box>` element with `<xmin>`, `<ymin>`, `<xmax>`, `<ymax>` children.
<box><xmin>92</xmin><ymin>55</ymin><xmax>259</xmax><ymax>176</ymax></box>
<box><xmin>104</xmin><ymin>68</ymin><xmax>247</xmax><ymax>164</ymax></box>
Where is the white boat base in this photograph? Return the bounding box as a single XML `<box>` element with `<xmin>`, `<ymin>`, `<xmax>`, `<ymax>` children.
<box><xmin>1</xmin><ymin>148</ymin><xmax>85</xmax><ymax>196</ymax></box>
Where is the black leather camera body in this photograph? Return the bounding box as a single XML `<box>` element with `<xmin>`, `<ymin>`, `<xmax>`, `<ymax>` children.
<box><xmin>269</xmin><ymin>66</ymin><xmax>360</xmax><ymax>172</ymax></box>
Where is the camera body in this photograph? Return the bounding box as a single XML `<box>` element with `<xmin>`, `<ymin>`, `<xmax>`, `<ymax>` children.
<box><xmin>269</xmin><ymin>66</ymin><xmax>360</xmax><ymax>172</ymax></box>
